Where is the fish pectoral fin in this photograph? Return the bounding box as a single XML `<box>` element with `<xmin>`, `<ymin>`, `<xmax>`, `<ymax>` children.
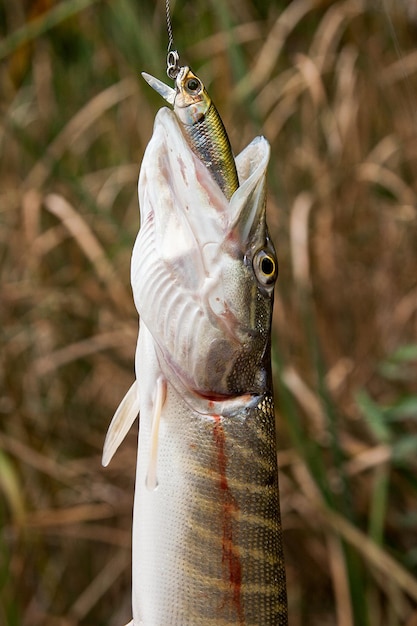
<box><xmin>145</xmin><ymin>376</ymin><xmax>167</xmax><ymax>491</ymax></box>
<box><xmin>102</xmin><ymin>381</ymin><xmax>140</xmax><ymax>467</ymax></box>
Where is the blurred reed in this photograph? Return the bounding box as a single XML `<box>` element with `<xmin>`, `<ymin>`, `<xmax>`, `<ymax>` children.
<box><xmin>1</xmin><ymin>0</ymin><xmax>417</xmax><ymax>624</ymax></box>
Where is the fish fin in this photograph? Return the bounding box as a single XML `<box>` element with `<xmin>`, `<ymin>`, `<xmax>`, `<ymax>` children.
<box><xmin>145</xmin><ymin>376</ymin><xmax>167</xmax><ymax>491</ymax></box>
<box><xmin>141</xmin><ymin>72</ymin><xmax>176</xmax><ymax>106</ymax></box>
<box><xmin>102</xmin><ymin>381</ymin><xmax>140</xmax><ymax>467</ymax></box>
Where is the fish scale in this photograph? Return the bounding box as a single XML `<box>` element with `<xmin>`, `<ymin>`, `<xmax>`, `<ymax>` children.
<box><xmin>184</xmin><ymin>100</ymin><xmax>239</xmax><ymax>200</ymax></box>
<box><xmin>132</xmin><ymin>380</ymin><xmax>286</xmax><ymax>625</ymax></box>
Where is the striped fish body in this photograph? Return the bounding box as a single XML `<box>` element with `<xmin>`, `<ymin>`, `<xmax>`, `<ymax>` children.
<box><xmin>177</xmin><ymin>90</ymin><xmax>239</xmax><ymax>201</ymax></box>
<box><xmin>132</xmin><ymin>354</ymin><xmax>287</xmax><ymax>625</ymax></box>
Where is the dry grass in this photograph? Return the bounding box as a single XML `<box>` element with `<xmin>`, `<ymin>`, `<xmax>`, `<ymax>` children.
<box><xmin>1</xmin><ymin>0</ymin><xmax>417</xmax><ymax>624</ymax></box>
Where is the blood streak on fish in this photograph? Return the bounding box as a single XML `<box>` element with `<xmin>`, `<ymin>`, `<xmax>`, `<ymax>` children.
<box><xmin>212</xmin><ymin>414</ymin><xmax>244</xmax><ymax>624</ymax></box>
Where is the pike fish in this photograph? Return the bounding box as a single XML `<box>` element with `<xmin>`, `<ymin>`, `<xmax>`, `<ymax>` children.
<box><xmin>142</xmin><ymin>66</ymin><xmax>239</xmax><ymax>200</ymax></box>
<box><xmin>103</xmin><ymin>102</ymin><xmax>287</xmax><ymax>624</ymax></box>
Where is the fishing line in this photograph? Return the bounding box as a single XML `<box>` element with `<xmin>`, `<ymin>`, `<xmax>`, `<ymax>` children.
<box><xmin>165</xmin><ymin>0</ymin><xmax>175</xmax><ymax>53</ymax></box>
<box><xmin>165</xmin><ymin>0</ymin><xmax>180</xmax><ymax>79</ymax></box>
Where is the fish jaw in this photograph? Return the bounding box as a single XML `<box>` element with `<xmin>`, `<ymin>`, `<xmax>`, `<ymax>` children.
<box><xmin>132</xmin><ymin>107</ymin><xmax>274</xmax><ymax>398</ymax></box>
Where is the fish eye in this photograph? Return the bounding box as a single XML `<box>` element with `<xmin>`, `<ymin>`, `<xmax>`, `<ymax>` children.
<box><xmin>253</xmin><ymin>249</ymin><xmax>278</xmax><ymax>287</ymax></box>
<box><xmin>186</xmin><ymin>78</ymin><xmax>201</xmax><ymax>93</ymax></box>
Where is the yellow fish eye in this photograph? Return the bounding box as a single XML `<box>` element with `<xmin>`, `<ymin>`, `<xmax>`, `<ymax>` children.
<box><xmin>254</xmin><ymin>249</ymin><xmax>278</xmax><ymax>286</ymax></box>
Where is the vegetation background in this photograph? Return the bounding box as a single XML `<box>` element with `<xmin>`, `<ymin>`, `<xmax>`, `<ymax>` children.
<box><xmin>1</xmin><ymin>0</ymin><xmax>417</xmax><ymax>624</ymax></box>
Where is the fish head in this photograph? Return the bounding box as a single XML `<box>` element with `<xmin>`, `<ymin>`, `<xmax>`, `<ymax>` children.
<box><xmin>142</xmin><ymin>67</ymin><xmax>211</xmax><ymax>127</ymax></box>
<box><xmin>173</xmin><ymin>66</ymin><xmax>211</xmax><ymax>125</ymax></box>
<box><xmin>133</xmin><ymin>108</ymin><xmax>277</xmax><ymax>400</ymax></box>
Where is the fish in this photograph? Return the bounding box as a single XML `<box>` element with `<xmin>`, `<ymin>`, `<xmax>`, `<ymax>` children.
<box><xmin>142</xmin><ymin>66</ymin><xmax>239</xmax><ymax>200</ymax></box>
<box><xmin>103</xmin><ymin>106</ymin><xmax>288</xmax><ymax>624</ymax></box>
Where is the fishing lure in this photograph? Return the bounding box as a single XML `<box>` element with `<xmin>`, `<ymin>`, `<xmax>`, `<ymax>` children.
<box><xmin>142</xmin><ymin>55</ymin><xmax>239</xmax><ymax>200</ymax></box>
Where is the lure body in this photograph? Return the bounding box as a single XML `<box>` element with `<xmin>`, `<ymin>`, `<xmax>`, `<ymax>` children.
<box><xmin>103</xmin><ymin>106</ymin><xmax>287</xmax><ymax>625</ymax></box>
<box><xmin>142</xmin><ymin>66</ymin><xmax>239</xmax><ymax>200</ymax></box>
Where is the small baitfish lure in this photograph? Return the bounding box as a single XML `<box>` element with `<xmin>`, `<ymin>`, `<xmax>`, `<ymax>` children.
<box><xmin>142</xmin><ymin>64</ymin><xmax>239</xmax><ymax>200</ymax></box>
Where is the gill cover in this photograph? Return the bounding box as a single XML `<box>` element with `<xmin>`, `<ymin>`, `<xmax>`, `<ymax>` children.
<box><xmin>131</xmin><ymin>107</ymin><xmax>275</xmax><ymax>399</ymax></box>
